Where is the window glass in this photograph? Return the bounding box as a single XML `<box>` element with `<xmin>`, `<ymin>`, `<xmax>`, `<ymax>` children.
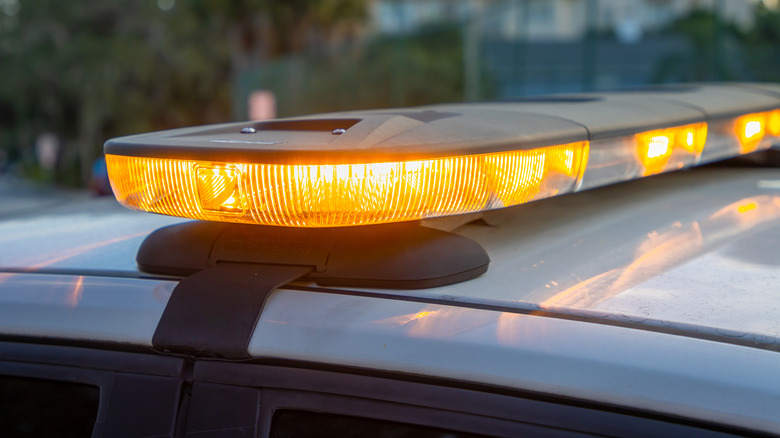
<box><xmin>270</xmin><ymin>409</ymin><xmax>493</xmax><ymax>438</ymax></box>
<box><xmin>0</xmin><ymin>376</ymin><xmax>99</xmax><ymax>438</ymax></box>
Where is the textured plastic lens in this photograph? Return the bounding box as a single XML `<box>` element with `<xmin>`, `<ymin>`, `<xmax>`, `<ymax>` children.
<box><xmin>635</xmin><ymin>123</ymin><xmax>707</xmax><ymax>176</ymax></box>
<box><xmin>766</xmin><ymin>109</ymin><xmax>780</xmax><ymax>137</ymax></box>
<box><xmin>636</xmin><ymin>131</ymin><xmax>673</xmax><ymax>176</ymax></box>
<box><xmin>106</xmin><ymin>142</ymin><xmax>587</xmax><ymax>227</ymax></box>
<box><xmin>195</xmin><ymin>165</ymin><xmax>244</xmax><ymax>213</ymax></box>
<box><xmin>580</xmin><ymin>122</ymin><xmax>707</xmax><ymax>190</ymax></box>
<box><xmin>734</xmin><ymin>113</ymin><xmax>767</xmax><ymax>154</ymax></box>
<box><xmin>677</xmin><ymin>123</ymin><xmax>708</xmax><ymax>155</ymax></box>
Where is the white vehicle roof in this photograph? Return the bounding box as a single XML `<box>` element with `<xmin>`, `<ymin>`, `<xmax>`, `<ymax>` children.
<box><xmin>1</xmin><ymin>165</ymin><xmax>780</xmax><ymax>433</ymax></box>
<box><xmin>2</xmin><ymin>165</ymin><xmax>778</xmax><ymax>347</ymax></box>
<box><xmin>3</xmin><ymin>83</ymin><xmax>780</xmax><ymax>435</ymax></box>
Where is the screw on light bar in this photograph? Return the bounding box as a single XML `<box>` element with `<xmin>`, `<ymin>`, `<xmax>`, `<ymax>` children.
<box><xmin>107</xmin><ymin>142</ymin><xmax>587</xmax><ymax>227</ymax></box>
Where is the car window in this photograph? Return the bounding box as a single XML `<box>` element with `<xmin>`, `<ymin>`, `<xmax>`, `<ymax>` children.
<box><xmin>270</xmin><ymin>410</ymin><xmax>492</xmax><ymax>438</ymax></box>
<box><xmin>0</xmin><ymin>375</ymin><xmax>99</xmax><ymax>438</ymax></box>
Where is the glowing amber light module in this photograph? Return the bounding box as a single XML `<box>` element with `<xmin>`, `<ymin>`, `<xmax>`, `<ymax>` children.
<box><xmin>106</xmin><ymin>141</ymin><xmax>587</xmax><ymax>227</ymax></box>
<box><xmin>195</xmin><ymin>165</ymin><xmax>244</xmax><ymax>214</ymax></box>
<box><xmin>734</xmin><ymin>113</ymin><xmax>767</xmax><ymax>154</ymax></box>
<box><xmin>766</xmin><ymin>109</ymin><xmax>780</xmax><ymax>137</ymax></box>
<box><xmin>635</xmin><ymin>122</ymin><xmax>707</xmax><ymax>176</ymax></box>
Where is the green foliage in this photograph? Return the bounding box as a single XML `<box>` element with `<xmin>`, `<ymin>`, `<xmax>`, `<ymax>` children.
<box><xmin>653</xmin><ymin>4</ymin><xmax>780</xmax><ymax>84</ymax></box>
<box><xmin>652</xmin><ymin>8</ymin><xmax>744</xmax><ymax>83</ymax></box>
<box><xmin>742</xmin><ymin>3</ymin><xmax>780</xmax><ymax>82</ymax></box>
<box><xmin>0</xmin><ymin>0</ymin><xmax>366</xmax><ymax>186</ymax></box>
<box><xmin>248</xmin><ymin>24</ymin><xmax>467</xmax><ymax>118</ymax></box>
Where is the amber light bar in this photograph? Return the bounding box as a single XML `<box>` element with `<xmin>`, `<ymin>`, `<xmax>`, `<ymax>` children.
<box><xmin>105</xmin><ymin>84</ymin><xmax>780</xmax><ymax>228</ymax></box>
<box><xmin>106</xmin><ymin>115</ymin><xmax>778</xmax><ymax>227</ymax></box>
<box><xmin>107</xmin><ymin>142</ymin><xmax>587</xmax><ymax>227</ymax></box>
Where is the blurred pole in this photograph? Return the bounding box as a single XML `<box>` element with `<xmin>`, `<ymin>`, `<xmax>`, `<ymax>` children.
<box><xmin>464</xmin><ymin>0</ymin><xmax>483</xmax><ymax>101</ymax></box>
<box><xmin>712</xmin><ymin>0</ymin><xmax>723</xmax><ymax>81</ymax></box>
<box><xmin>392</xmin><ymin>0</ymin><xmax>407</xmax><ymax>106</ymax></box>
<box><xmin>515</xmin><ymin>0</ymin><xmax>528</xmax><ymax>96</ymax></box>
<box><xmin>582</xmin><ymin>0</ymin><xmax>598</xmax><ymax>91</ymax></box>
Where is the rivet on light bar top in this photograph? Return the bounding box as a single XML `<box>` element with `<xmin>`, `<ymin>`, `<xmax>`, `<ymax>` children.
<box><xmin>107</xmin><ymin>142</ymin><xmax>587</xmax><ymax>227</ymax></box>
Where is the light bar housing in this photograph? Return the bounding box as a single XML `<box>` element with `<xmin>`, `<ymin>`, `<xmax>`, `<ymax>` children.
<box><xmin>105</xmin><ymin>83</ymin><xmax>780</xmax><ymax>227</ymax></box>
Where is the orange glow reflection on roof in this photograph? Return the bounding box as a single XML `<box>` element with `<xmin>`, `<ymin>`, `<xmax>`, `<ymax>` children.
<box><xmin>0</xmin><ymin>273</ymin><xmax>16</xmax><ymax>287</ymax></box>
<box><xmin>738</xmin><ymin>202</ymin><xmax>757</xmax><ymax>214</ymax></box>
<box><xmin>372</xmin><ymin>307</ymin><xmax>497</xmax><ymax>338</ymax></box>
<box><xmin>540</xmin><ymin>221</ymin><xmax>704</xmax><ymax>309</ymax></box>
<box><xmin>541</xmin><ymin>195</ymin><xmax>780</xmax><ymax>310</ymax></box>
<box><xmin>67</xmin><ymin>276</ymin><xmax>85</xmax><ymax>309</ymax></box>
<box><xmin>496</xmin><ymin>312</ymin><xmax>532</xmax><ymax>346</ymax></box>
<box><xmin>710</xmin><ymin>196</ymin><xmax>780</xmax><ymax>229</ymax></box>
<box><xmin>374</xmin><ymin>309</ymin><xmax>442</xmax><ymax>327</ymax></box>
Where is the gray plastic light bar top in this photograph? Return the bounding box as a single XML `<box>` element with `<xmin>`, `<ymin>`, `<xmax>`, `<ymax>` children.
<box><xmin>438</xmin><ymin>94</ymin><xmax>705</xmax><ymax>142</ymax></box>
<box><xmin>624</xmin><ymin>83</ymin><xmax>780</xmax><ymax>119</ymax></box>
<box><xmin>104</xmin><ymin>83</ymin><xmax>780</xmax><ymax>164</ymax></box>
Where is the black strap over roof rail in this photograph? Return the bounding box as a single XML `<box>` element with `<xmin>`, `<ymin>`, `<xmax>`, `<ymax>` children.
<box><xmin>144</xmin><ymin>221</ymin><xmax>489</xmax><ymax>357</ymax></box>
<box><xmin>153</xmin><ymin>263</ymin><xmax>311</xmax><ymax>358</ymax></box>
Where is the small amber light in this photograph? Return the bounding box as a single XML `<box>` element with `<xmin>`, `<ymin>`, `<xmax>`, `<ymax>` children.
<box><xmin>767</xmin><ymin>109</ymin><xmax>780</xmax><ymax>137</ymax></box>
<box><xmin>676</xmin><ymin>123</ymin><xmax>707</xmax><ymax>155</ymax></box>
<box><xmin>734</xmin><ymin>113</ymin><xmax>767</xmax><ymax>154</ymax></box>
<box><xmin>635</xmin><ymin>122</ymin><xmax>706</xmax><ymax>176</ymax></box>
<box><xmin>195</xmin><ymin>165</ymin><xmax>244</xmax><ymax>214</ymax></box>
<box><xmin>639</xmin><ymin>133</ymin><xmax>672</xmax><ymax>175</ymax></box>
<box><xmin>106</xmin><ymin>141</ymin><xmax>588</xmax><ymax>227</ymax></box>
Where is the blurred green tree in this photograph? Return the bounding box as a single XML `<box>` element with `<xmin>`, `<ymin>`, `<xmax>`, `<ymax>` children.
<box><xmin>742</xmin><ymin>2</ymin><xmax>780</xmax><ymax>82</ymax></box>
<box><xmin>0</xmin><ymin>0</ymin><xmax>366</xmax><ymax>185</ymax></box>
<box><xmin>652</xmin><ymin>8</ymin><xmax>744</xmax><ymax>84</ymax></box>
<box><xmin>244</xmin><ymin>24</ymin><xmax>470</xmax><ymax>119</ymax></box>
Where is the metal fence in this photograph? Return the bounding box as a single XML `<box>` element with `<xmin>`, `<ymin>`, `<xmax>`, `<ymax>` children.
<box><xmin>235</xmin><ymin>0</ymin><xmax>772</xmax><ymax>119</ymax></box>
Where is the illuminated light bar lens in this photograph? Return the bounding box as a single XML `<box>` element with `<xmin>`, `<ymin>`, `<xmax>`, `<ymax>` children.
<box><xmin>579</xmin><ymin>122</ymin><xmax>707</xmax><ymax>190</ymax></box>
<box><xmin>635</xmin><ymin>123</ymin><xmax>708</xmax><ymax>176</ymax></box>
<box><xmin>766</xmin><ymin>109</ymin><xmax>780</xmax><ymax>138</ymax></box>
<box><xmin>106</xmin><ymin>142</ymin><xmax>587</xmax><ymax>227</ymax></box>
<box><xmin>636</xmin><ymin>129</ymin><xmax>673</xmax><ymax>176</ymax></box>
<box><xmin>703</xmin><ymin>112</ymin><xmax>774</xmax><ymax>163</ymax></box>
<box><xmin>734</xmin><ymin>112</ymin><xmax>767</xmax><ymax>154</ymax></box>
<box><xmin>195</xmin><ymin>165</ymin><xmax>244</xmax><ymax>214</ymax></box>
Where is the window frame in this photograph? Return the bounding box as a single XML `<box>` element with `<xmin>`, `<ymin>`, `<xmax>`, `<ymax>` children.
<box><xmin>0</xmin><ymin>341</ymin><xmax>186</xmax><ymax>438</ymax></box>
<box><xmin>191</xmin><ymin>361</ymin><xmax>746</xmax><ymax>438</ymax></box>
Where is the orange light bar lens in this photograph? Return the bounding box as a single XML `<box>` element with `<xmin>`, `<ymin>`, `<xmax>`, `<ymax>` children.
<box><xmin>636</xmin><ymin>131</ymin><xmax>673</xmax><ymax>176</ymax></box>
<box><xmin>734</xmin><ymin>113</ymin><xmax>767</xmax><ymax>154</ymax></box>
<box><xmin>635</xmin><ymin>122</ymin><xmax>707</xmax><ymax>176</ymax></box>
<box><xmin>195</xmin><ymin>165</ymin><xmax>244</xmax><ymax>213</ymax></box>
<box><xmin>767</xmin><ymin>109</ymin><xmax>780</xmax><ymax>137</ymax></box>
<box><xmin>107</xmin><ymin>142</ymin><xmax>588</xmax><ymax>227</ymax></box>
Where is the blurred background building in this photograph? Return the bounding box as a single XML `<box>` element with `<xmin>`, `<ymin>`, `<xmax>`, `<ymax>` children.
<box><xmin>1</xmin><ymin>0</ymin><xmax>779</xmax><ymax>188</ymax></box>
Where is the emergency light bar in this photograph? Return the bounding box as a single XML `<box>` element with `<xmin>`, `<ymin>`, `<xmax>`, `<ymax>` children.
<box><xmin>105</xmin><ymin>83</ymin><xmax>780</xmax><ymax>228</ymax></box>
